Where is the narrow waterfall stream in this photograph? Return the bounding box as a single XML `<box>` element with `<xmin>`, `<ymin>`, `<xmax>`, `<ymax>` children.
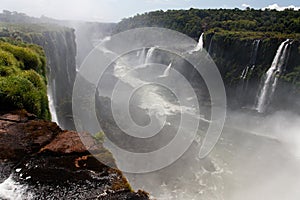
<box><xmin>159</xmin><ymin>62</ymin><xmax>172</xmax><ymax>78</ymax></box>
<box><xmin>237</xmin><ymin>39</ymin><xmax>261</xmax><ymax>103</ymax></box>
<box><xmin>47</xmin><ymin>80</ymin><xmax>59</xmax><ymax>124</ymax></box>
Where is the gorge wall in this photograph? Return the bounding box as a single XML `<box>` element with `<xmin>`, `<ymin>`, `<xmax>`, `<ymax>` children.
<box><xmin>203</xmin><ymin>32</ymin><xmax>300</xmax><ymax>112</ymax></box>
<box><xmin>26</xmin><ymin>28</ymin><xmax>77</xmax><ymax>129</ymax></box>
<box><xmin>113</xmin><ymin>8</ymin><xmax>300</xmax><ymax>113</ymax></box>
<box><xmin>0</xmin><ymin>22</ymin><xmax>77</xmax><ymax>129</ymax></box>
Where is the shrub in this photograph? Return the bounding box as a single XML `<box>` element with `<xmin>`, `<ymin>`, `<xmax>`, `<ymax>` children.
<box><xmin>0</xmin><ymin>40</ymin><xmax>50</xmax><ymax>120</ymax></box>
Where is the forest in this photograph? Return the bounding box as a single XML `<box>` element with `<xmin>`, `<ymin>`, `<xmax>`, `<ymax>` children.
<box><xmin>115</xmin><ymin>8</ymin><xmax>300</xmax><ymax>39</ymax></box>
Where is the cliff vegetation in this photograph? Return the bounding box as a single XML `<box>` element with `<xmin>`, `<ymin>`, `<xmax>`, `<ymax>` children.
<box><xmin>0</xmin><ymin>38</ymin><xmax>50</xmax><ymax>119</ymax></box>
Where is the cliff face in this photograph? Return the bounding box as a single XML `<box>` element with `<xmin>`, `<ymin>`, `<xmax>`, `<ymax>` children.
<box><xmin>204</xmin><ymin>33</ymin><xmax>300</xmax><ymax>112</ymax></box>
<box><xmin>0</xmin><ymin>21</ymin><xmax>77</xmax><ymax>129</ymax></box>
<box><xmin>113</xmin><ymin>8</ymin><xmax>300</xmax><ymax>113</ymax></box>
<box><xmin>25</xmin><ymin>28</ymin><xmax>77</xmax><ymax>129</ymax></box>
<box><xmin>66</xmin><ymin>22</ymin><xmax>115</xmax><ymax>67</ymax></box>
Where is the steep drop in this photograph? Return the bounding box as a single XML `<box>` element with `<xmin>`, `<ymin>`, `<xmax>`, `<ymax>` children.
<box><xmin>255</xmin><ymin>39</ymin><xmax>291</xmax><ymax>113</ymax></box>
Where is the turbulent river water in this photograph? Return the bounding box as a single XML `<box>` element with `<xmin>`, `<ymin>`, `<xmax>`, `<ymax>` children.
<box><xmin>97</xmin><ymin>42</ymin><xmax>300</xmax><ymax>199</ymax></box>
<box><xmin>124</xmin><ymin>111</ymin><xmax>300</xmax><ymax>200</ymax></box>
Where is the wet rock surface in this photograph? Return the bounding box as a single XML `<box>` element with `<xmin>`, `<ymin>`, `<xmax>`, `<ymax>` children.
<box><xmin>0</xmin><ymin>110</ymin><xmax>150</xmax><ymax>199</ymax></box>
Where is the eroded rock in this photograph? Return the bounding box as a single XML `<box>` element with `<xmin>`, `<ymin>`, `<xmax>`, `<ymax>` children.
<box><xmin>0</xmin><ymin>110</ymin><xmax>150</xmax><ymax>199</ymax></box>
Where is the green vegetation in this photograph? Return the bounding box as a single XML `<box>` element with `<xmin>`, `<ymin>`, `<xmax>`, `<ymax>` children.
<box><xmin>0</xmin><ymin>39</ymin><xmax>50</xmax><ymax>120</ymax></box>
<box><xmin>114</xmin><ymin>8</ymin><xmax>300</xmax><ymax>40</ymax></box>
<box><xmin>93</xmin><ymin>131</ymin><xmax>105</xmax><ymax>143</ymax></box>
<box><xmin>282</xmin><ymin>66</ymin><xmax>300</xmax><ymax>90</ymax></box>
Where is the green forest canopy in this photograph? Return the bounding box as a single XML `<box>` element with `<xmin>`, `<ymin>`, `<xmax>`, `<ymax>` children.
<box><xmin>114</xmin><ymin>8</ymin><xmax>300</xmax><ymax>40</ymax></box>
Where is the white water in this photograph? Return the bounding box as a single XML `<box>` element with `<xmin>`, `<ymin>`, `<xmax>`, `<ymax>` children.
<box><xmin>249</xmin><ymin>40</ymin><xmax>260</xmax><ymax>70</ymax></box>
<box><xmin>240</xmin><ymin>40</ymin><xmax>260</xmax><ymax>80</ymax></box>
<box><xmin>240</xmin><ymin>66</ymin><xmax>250</xmax><ymax>80</ymax></box>
<box><xmin>207</xmin><ymin>34</ymin><xmax>214</xmax><ymax>55</ymax></box>
<box><xmin>138</xmin><ymin>47</ymin><xmax>146</xmax><ymax>64</ymax></box>
<box><xmin>255</xmin><ymin>39</ymin><xmax>290</xmax><ymax>113</ymax></box>
<box><xmin>189</xmin><ymin>32</ymin><xmax>204</xmax><ymax>53</ymax></box>
<box><xmin>113</xmin><ymin>48</ymin><xmax>197</xmax><ymax>120</ymax></box>
<box><xmin>0</xmin><ymin>175</ymin><xmax>32</xmax><ymax>200</ymax></box>
<box><xmin>95</xmin><ymin>38</ymin><xmax>300</xmax><ymax>200</ymax></box>
<box><xmin>145</xmin><ymin>46</ymin><xmax>156</xmax><ymax>64</ymax></box>
<box><xmin>47</xmin><ymin>80</ymin><xmax>59</xmax><ymax>124</ymax></box>
<box><xmin>159</xmin><ymin>62</ymin><xmax>172</xmax><ymax>78</ymax></box>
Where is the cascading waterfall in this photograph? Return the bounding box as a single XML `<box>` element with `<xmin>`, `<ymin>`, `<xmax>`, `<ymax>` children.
<box><xmin>240</xmin><ymin>66</ymin><xmax>250</xmax><ymax>80</ymax></box>
<box><xmin>138</xmin><ymin>47</ymin><xmax>146</xmax><ymax>65</ymax></box>
<box><xmin>145</xmin><ymin>47</ymin><xmax>156</xmax><ymax>64</ymax></box>
<box><xmin>249</xmin><ymin>40</ymin><xmax>260</xmax><ymax>71</ymax></box>
<box><xmin>255</xmin><ymin>39</ymin><xmax>291</xmax><ymax>113</ymax></box>
<box><xmin>189</xmin><ymin>32</ymin><xmax>204</xmax><ymax>53</ymax></box>
<box><xmin>241</xmin><ymin>40</ymin><xmax>260</xmax><ymax>81</ymax></box>
<box><xmin>239</xmin><ymin>39</ymin><xmax>261</xmax><ymax>96</ymax></box>
<box><xmin>47</xmin><ymin>79</ymin><xmax>59</xmax><ymax>124</ymax></box>
<box><xmin>159</xmin><ymin>62</ymin><xmax>172</xmax><ymax>77</ymax></box>
<box><xmin>207</xmin><ymin>34</ymin><xmax>215</xmax><ymax>56</ymax></box>
<box><xmin>196</xmin><ymin>32</ymin><xmax>204</xmax><ymax>52</ymax></box>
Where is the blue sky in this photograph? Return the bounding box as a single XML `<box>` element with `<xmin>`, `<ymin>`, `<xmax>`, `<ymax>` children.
<box><xmin>0</xmin><ymin>0</ymin><xmax>299</xmax><ymax>22</ymax></box>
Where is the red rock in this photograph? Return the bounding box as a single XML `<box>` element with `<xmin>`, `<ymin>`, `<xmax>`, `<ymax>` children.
<box><xmin>40</xmin><ymin>131</ymin><xmax>103</xmax><ymax>154</ymax></box>
<box><xmin>0</xmin><ymin>110</ymin><xmax>61</xmax><ymax>161</ymax></box>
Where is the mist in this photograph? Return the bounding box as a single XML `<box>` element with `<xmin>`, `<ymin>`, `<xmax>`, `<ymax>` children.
<box><xmin>122</xmin><ymin>110</ymin><xmax>300</xmax><ymax>200</ymax></box>
<box><xmin>0</xmin><ymin>3</ymin><xmax>300</xmax><ymax>200</ymax></box>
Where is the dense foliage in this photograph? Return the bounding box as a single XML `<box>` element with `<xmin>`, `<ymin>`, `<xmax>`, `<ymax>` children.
<box><xmin>115</xmin><ymin>8</ymin><xmax>300</xmax><ymax>39</ymax></box>
<box><xmin>0</xmin><ymin>39</ymin><xmax>50</xmax><ymax>119</ymax></box>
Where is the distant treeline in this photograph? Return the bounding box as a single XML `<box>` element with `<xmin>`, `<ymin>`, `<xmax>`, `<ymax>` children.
<box><xmin>114</xmin><ymin>8</ymin><xmax>300</xmax><ymax>39</ymax></box>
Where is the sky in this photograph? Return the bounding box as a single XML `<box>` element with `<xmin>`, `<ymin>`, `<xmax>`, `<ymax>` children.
<box><xmin>0</xmin><ymin>0</ymin><xmax>299</xmax><ymax>22</ymax></box>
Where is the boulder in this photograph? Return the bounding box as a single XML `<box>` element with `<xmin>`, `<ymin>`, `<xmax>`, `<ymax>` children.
<box><xmin>0</xmin><ymin>110</ymin><xmax>150</xmax><ymax>199</ymax></box>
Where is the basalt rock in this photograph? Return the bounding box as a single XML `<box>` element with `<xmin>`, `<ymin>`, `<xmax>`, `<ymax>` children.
<box><xmin>0</xmin><ymin>110</ymin><xmax>150</xmax><ymax>199</ymax></box>
<box><xmin>0</xmin><ymin>110</ymin><xmax>61</xmax><ymax>161</ymax></box>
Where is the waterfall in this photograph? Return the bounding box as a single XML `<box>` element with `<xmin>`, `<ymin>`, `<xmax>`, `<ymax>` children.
<box><xmin>249</xmin><ymin>40</ymin><xmax>260</xmax><ymax>70</ymax></box>
<box><xmin>47</xmin><ymin>79</ymin><xmax>59</xmax><ymax>124</ymax></box>
<box><xmin>207</xmin><ymin>34</ymin><xmax>214</xmax><ymax>56</ymax></box>
<box><xmin>237</xmin><ymin>39</ymin><xmax>261</xmax><ymax>106</ymax></box>
<box><xmin>196</xmin><ymin>32</ymin><xmax>204</xmax><ymax>52</ymax></box>
<box><xmin>145</xmin><ymin>47</ymin><xmax>156</xmax><ymax>64</ymax></box>
<box><xmin>255</xmin><ymin>39</ymin><xmax>291</xmax><ymax>113</ymax></box>
<box><xmin>240</xmin><ymin>40</ymin><xmax>260</xmax><ymax>81</ymax></box>
<box><xmin>189</xmin><ymin>32</ymin><xmax>204</xmax><ymax>53</ymax></box>
<box><xmin>240</xmin><ymin>66</ymin><xmax>250</xmax><ymax>80</ymax></box>
<box><xmin>159</xmin><ymin>62</ymin><xmax>172</xmax><ymax>78</ymax></box>
<box><xmin>138</xmin><ymin>47</ymin><xmax>146</xmax><ymax>65</ymax></box>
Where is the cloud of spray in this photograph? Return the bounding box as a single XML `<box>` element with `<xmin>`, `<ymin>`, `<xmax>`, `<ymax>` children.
<box><xmin>124</xmin><ymin>110</ymin><xmax>300</xmax><ymax>200</ymax></box>
<box><xmin>221</xmin><ymin>110</ymin><xmax>300</xmax><ymax>200</ymax></box>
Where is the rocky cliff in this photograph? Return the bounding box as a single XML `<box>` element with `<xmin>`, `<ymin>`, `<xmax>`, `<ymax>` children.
<box><xmin>0</xmin><ymin>22</ymin><xmax>77</xmax><ymax>129</ymax></box>
<box><xmin>0</xmin><ymin>13</ymin><xmax>150</xmax><ymax>199</ymax></box>
<box><xmin>203</xmin><ymin>31</ymin><xmax>300</xmax><ymax>112</ymax></box>
<box><xmin>0</xmin><ymin>110</ymin><xmax>150</xmax><ymax>199</ymax></box>
<box><xmin>28</xmin><ymin>28</ymin><xmax>77</xmax><ymax>129</ymax></box>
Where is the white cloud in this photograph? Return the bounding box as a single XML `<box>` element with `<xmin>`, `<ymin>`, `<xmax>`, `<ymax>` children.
<box><xmin>264</xmin><ymin>4</ymin><xmax>300</xmax><ymax>11</ymax></box>
<box><xmin>242</xmin><ymin>3</ymin><xmax>250</xmax><ymax>8</ymax></box>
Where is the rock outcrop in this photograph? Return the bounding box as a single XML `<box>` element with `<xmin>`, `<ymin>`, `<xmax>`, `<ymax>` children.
<box><xmin>0</xmin><ymin>110</ymin><xmax>150</xmax><ymax>199</ymax></box>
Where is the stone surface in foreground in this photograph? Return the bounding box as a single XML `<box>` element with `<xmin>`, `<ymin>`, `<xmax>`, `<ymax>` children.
<box><xmin>0</xmin><ymin>110</ymin><xmax>150</xmax><ymax>199</ymax></box>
